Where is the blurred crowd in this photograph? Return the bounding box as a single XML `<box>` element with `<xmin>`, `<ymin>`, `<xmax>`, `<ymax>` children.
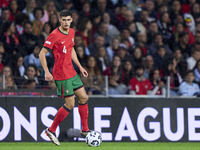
<box><xmin>0</xmin><ymin>0</ymin><xmax>200</xmax><ymax>96</ymax></box>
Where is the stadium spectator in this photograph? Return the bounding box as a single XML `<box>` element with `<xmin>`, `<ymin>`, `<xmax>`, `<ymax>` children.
<box><xmin>9</xmin><ymin>53</ymin><xmax>25</xmax><ymax>83</ymax></box>
<box><xmin>15</xmin><ymin>13</ymin><xmax>29</xmax><ymax>35</ymax></box>
<box><xmin>88</xmin><ymin>35</ymin><xmax>105</xmax><ymax>56</ymax></box>
<box><xmin>117</xmin><ymin>43</ymin><xmax>131</xmax><ymax>64</ymax></box>
<box><xmin>135</xmin><ymin>32</ymin><xmax>147</xmax><ymax>56</ymax></box>
<box><xmin>191</xmin><ymin>31</ymin><xmax>200</xmax><ymax>53</ymax></box>
<box><xmin>169</xmin><ymin>0</ymin><xmax>182</xmax><ymax>26</ymax></box>
<box><xmin>79</xmin><ymin>1</ymin><xmax>92</xmax><ymax>19</ymax></box>
<box><xmin>32</xmin><ymin>7</ymin><xmax>44</xmax><ymax>35</ymax></box>
<box><xmin>157</xmin><ymin>3</ymin><xmax>168</xmax><ymax>20</ymax></box>
<box><xmin>62</xmin><ymin>0</ymin><xmax>75</xmax><ymax>11</ymax></box>
<box><xmin>116</xmin><ymin>5</ymin><xmax>127</xmax><ymax>26</ymax></box>
<box><xmin>76</xmin><ymin>17</ymin><xmax>93</xmax><ymax>48</ymax></box>
<box><xmin>132</xmin><ymin>47</ymin><xmax>144</xmax><ymax>68</ymax></box>
<box><xmin>19</xmin><ymin>21</ymin><xmax>37</xmax><ymax>56</ymax></box>
<box><xmin>147</xmin><ymin>21</ymin><xmax>159</xmax><ymax>45</ymax></box>
<box><xmin>97</xmin><ymin>45</ymin><xmax>110</xmax><ymax>73</ymax></box>
<box><xmin>8</xmin><ymin>0</ymin><xmax>20</xmax><ymax>21</ymax></box>
<box><xmin>0</xmin><ymin>21</ymin><xmax>19</xmax><ymax>55</ymax></box>
<box><xmin>38</xmin><ymin>22</ymin><xmax>51</xmax><ymax>44</ymax></box>
<box><xmin>173</xmin><ymin>48</ymin><xmax>188</xmax><ymax>78</ymax></box>
<box><xmin>128</xmin><ymin>22</ymin><xmax>138</xmax><ymax>39</ymax></box>
<box><xmin>135</xmin><ymin>8</ymin><xmax>149</xmax><ymax>32</ymax></box>
<box><xmin>90</xmin><ymin>12</ymin><xmax>101</xmax><ymax>35</ymax></box>
<box><xmin>187</xmin><ymin>48</ymin><xmax>200</xmax><ymax>70</ymax></box>
<box><xmin>93</xmin><ymin>21</ymin><xmax>111</xmax><ymax>47</ymax></box>
<box><xmin>71</xmin><ymin>10</ymin><xmax>79</xmax><ymax>31</ymax></box>
<box><xmin>93</xmin><ymin>0</ymin><xmax>116</xmax><ymax>25</ymax></box>
<box><xmin>102</xmin><ymin>12</ymin><xmax>120</xmax><ymax>40</ymax></box>
<box><xmin>5</xmin><ymin>76</ymin><xmax>17</xmax><ymax>89</ymax></box>
<box><xmin>41</xmin><ymin>0</ymin><xmax>59</xmax><ymax>23</ymax></box>
<box><xmin>103</xmin><ymin>55</ymin><xmax>126</xmax><ymax>94</ymax></box>
<box><xmin>147</xmin><ymin>33</ymin><xmax>172</xmax><ymax>55</ymax></box>
<box><xmin>126</xmin><ymin>0</ymin><xmax>141</xmax><ymax>15</ymax></box>
<box><xmin>190</xmin><ymin>3</ymin><xmax>200</xmax><ymax>17</ymax></box>
<box><xmin>148</xmin><ymin>68</ymin><xmax>166</xmax><ymax>96</ymax></box>
<box><xmin>120</xmin><ymin>27</ymin><xmax>135</xmax><ymax>48</ymax></box>
<box><xmin>74</xmin><ymin>44</ymin><xmax>86</xmax><ymax>68</ymax></box>
<box><xmin>160</xmin><ymin>58</ymin><xmax>183</xmax><ymax>95</ymax></box>
<box><xmin>121</xmin><ymin>59</ymin><xmax>135</xmax><ymax>86</ymax></box>
<box><xmin>143</xmin><ymin>55</ymin><xmax>154</xmax><ymax>79</ymax></box>
<box><xmin>118</xmin><ymin>10</ymin><xmax>134</xmax><ymax>31</ymax></box>
<box><xmin>22</xmin><ymin>0</ymin><xmax>37</xmax><ymax>21</ymax></box>
<box><xmin>170</xmin><ymin>23</ymin><xmax>195</xmax><ymax>48</ymax></box>
<box><xmin>157</xmin><ymin>12</ymin><xmax>172</xmax><ymax>44</ymax></box>
<box><xmin>193</xmin><ymin>59</ymin><xmax>200</xmax><ymax>83</ymax></box>
<box><xmin>21</xmin><ymin>78</ymin><xmax>37</xmax><ymax>89</ymax></box>
<box><xmin>129</xmin><ymin>65</ymin><xmax>152</xmax><ymax>95</ymax></box>
<box><xmin>1</xmin><ymin>65</ymin><xmax>13</xmax><ymax>79</ymax></box>
<box><xmin>175</xmin><ymin>31</ymin><xmax>191</xmax><ymax>57</ymax></box>
<box><xmin>48</xmin><ymin>13</ymin><xmax>59</xmax><ymax>32</ymax></box>
<box><xmin>106</xmin><ymin>37</ymin><xmax>120</xmax><ymax>61</ymax></box>
<box><xmin>144</xmin><ymin>0</ymin><xmax>157</xmax><ymax>21</ymax></box>
<box><xmin>0</xmin><ymin>7</ymin><xmax>10</xmax><ymax>29</ymax></box>
<box><xmin>179</xmin><ymin>70</ymin><xmax>200</xmax><ymax>96</ymax></box>
<box><xmin>153</xmin><ymin>45</ymin><xmax>169</xmax><ymax>69</ymax></box>
<box><xmin>81</xmin><ymin>55</ymin><xmax>104</xmax><ymax>95</ymax></box>
<box><xmin>24</xmin><ymin>43</ymin><xmax>42</xmax><ymax>69</ymax></box>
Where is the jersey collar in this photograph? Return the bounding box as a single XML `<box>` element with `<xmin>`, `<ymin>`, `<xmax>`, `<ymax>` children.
<box><xmin>58</xmin><ymin>27</ymin><xmax>69</xmax><ymax>35</ymax></box>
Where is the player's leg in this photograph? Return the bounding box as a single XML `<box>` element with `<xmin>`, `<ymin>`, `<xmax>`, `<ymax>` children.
<box><xmin>45</xmin><ymin>79</ymin><xmax>74</xmax><ymax>145</ymax></box>
<box><xmin>74</xmin><ymin>87</ymin><xmax>89</xmax><ymax>136</ymax></box>
<box><xmin>49</xmin><ymin>96</ymin><xmax>74</xmax><ymax>133</ymax></box>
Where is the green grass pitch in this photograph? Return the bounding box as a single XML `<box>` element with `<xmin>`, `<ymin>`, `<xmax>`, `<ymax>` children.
<box><xmin>1</xmin><ymin>142</ymin><xmax>200</xmax><ymax>150</ymax></box>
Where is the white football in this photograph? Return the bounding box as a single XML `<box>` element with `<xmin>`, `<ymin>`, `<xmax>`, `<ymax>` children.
<box><xmin>85</xmin><ymin>131</ymin><xmax>102</xmax><ymax>147</ymax></box>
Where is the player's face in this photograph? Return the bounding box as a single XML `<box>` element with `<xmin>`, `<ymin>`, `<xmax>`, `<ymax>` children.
<box><xmin>59</xmin><ymin>16</ymin><xmax>73</xmax><ymax>30</ymax></box>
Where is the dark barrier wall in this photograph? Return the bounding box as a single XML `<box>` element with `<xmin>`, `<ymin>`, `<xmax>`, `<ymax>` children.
<box><xmin>0</xmin><ymin>97</ymin><xmax>200</xmax><ymax>142</ymax></box>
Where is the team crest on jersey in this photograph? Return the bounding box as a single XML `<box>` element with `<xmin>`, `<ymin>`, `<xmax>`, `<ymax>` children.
<box><xmin>72</xmin><ymin>37</ymin><xmax>74</xmax><ymax>42</ymax></box>
<box><xmin>66</xmin><ymin>90</ymin><xmax>69</xmax><ymax>94</ymax></box>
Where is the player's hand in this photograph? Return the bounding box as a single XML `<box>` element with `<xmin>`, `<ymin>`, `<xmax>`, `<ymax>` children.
<box><xmin>80</xmin><ymin>67</ymin><xmax>88</xmax><ymax>78</ymax></box>
<box><xmin>45</xmin><ymin>71</ymin><xmax>53</xmax><ymax>81</ymax></box>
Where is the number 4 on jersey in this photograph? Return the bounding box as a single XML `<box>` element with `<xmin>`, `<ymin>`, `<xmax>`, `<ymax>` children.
<box><xmin>63</xmin><ymin>46</ymin><xmax>67</xmax><ymax>54</ymax></box>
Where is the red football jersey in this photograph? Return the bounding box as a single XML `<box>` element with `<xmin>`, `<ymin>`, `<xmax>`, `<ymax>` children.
<box><xmin>129</xmin><ymin>77</ymin><xmax>152</xmax><ymax>95</ymax></box>
<box><xmin>43</xmin><ymin>27</ymin><xmax>76</xmax><ymax>80</ymax></box>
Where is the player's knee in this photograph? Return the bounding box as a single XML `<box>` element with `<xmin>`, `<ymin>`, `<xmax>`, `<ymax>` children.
<box><xmin>79</xmin><ymin>95</ymin><xmax>88</xmax><ymax>104</ymax></box>
<box><xmin>65</xmin><ymin>102</ymin><xmax>75</xmax><ymax>110</ymax></box>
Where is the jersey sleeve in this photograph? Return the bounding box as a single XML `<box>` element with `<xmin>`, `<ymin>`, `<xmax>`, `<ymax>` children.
<box><xmin>43</xmin><ymin>33</ymin><xmax>56</xmax><ymax>51</ymax></box>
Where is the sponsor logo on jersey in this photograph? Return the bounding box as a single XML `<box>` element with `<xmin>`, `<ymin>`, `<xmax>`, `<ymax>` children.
<box><xmin>72</xmin><ymin>37</ymin><xmax>74</xmax><ymax>43</ymax></box>
<box><xmin>45</xmin><ymin>41</ymin><xmax>51</xmax><ymax>45</ymax></box>
<box><xmin>61</xmin><ymin>41</ymin><xmax>65</xmax><ymax>44</ymax></box>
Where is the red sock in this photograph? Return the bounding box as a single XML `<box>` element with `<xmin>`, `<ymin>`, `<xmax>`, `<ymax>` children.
<box><xmin>78</xmin><ymin>103</ymin><xmax>89</xmax><ymax>131</ymax></box>
<box><xmin>49</xmin><ymin>105</ymin><xmax>70</xmax><ymax>133</ymax></box>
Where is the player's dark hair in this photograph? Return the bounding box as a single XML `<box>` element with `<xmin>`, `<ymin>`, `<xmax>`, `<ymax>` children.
<box><xmin>60</xmin><ymin>9</ymin><xmax>72</xmax><ymax>17</ymax></box>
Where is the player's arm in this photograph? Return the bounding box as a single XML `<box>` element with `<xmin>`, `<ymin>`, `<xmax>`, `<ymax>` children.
<box><xmin>71</xmin><ymin>47</ymin><xmax>88</xmax><ymax>77</ymax></box>
<box><xmin>39</xmin><ymin>47</ymin><xmax>53</xmax><ymax>81</ymax></box>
